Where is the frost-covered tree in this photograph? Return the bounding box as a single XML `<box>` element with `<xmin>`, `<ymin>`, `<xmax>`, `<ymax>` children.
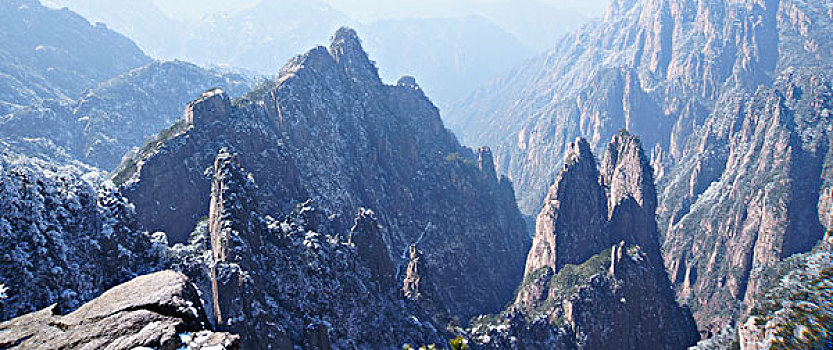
<box><xmin>0</xmin><ymin>153</ymin><xmax>163</xmax><ymax>320</ymax></box>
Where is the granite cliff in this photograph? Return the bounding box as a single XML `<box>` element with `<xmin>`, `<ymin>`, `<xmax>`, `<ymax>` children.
<box><xmin>471</xmin><ymin>134</ymin><xmax>699</xmax><ymax>349</ymax></box>
<box><xmin>117</xmin><ymin>27</ymin><xmax>530</xmax><ymax>324</ymax></box>
<box><xmin>661</xmin><ymin>69</ymin><xmax>832</xmax><ymax>332</ymax></box>
<box><xmin>448</xmin><ymin>0</ymin><xmax>833</xmax><ymax>333</ymax></box>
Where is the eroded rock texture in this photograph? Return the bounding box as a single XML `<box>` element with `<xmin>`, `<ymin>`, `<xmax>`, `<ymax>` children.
<box><xmin>120</xmin><ymin>27</ymin><xmax>530</xmax><ymax>322</ymax></box>
<box><xmin>474</xmin><ymin>134</ymin><xmax>699</xmax><ymax>350</ymax></box>
<box><xmin>167</xmin><ymin>148</ymin><xmax>444</xmax><ymax>349</ymax></box>
<box><xmin>449</xmin><ymin>0</ymin><xmax>833</xmax><ymax>332</ymax></box>
<box><xmin>0</xmin><ymin>270</ymin><xmax>239</xmax><ymax>350</ymax></box>
<box><xmin>661</xmin><ymin>69</ymin><xmax>833</xmax><ymax>331</ymax></box>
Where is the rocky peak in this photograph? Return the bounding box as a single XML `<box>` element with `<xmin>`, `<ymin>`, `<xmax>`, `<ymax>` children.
<box><xmin>328</xmin><ymin>26</ymin><xmax>381</xmax><ymax>86</ymax></box>
<box><xmin>122</xmin><ymin>27</ymin><xmax>530</xmax><ymax>323</ymax></box>
<box><xmin>601</xmin><ymin>130</ymin><xmax>655</xmax><ymax>209</ymax></box>
<box><xmin>349</xmin><ymin>208</ymin><xmax>395</xmax><ymax>291</ymax></box>
<box><xmin>184</xmin><ymin>88</ymin><xmax>232</xmax><ymax>127</ymax></box>
<box><xmin>524</xmin><ymin>137</ymin><xmax>609</xmax><ymax>275</ymax></box>
<box><xmin>209</xmin><ymin>148</ymin><xmax>258</xmax><ymax>264</ymax></box>
<box><xmin>476</xmin><ymin>146</ymin><xmax>498</xmax><ymax>181</ymax></box>
<box><xmin>601</xmin><ymin>130</ymin><xmax>661</xmax><ymax>256</ymax></box>
<box><xmin>607</xmin><ymin>241</ymin><xmax>631</xmax><ymax>278</ymax></box>
<box><xmin>207</xmin><ymin>148</ymin><xmax>264</xmax><ymax>335</ymax></box>
<box><xmin>517</xmin><ymin>132</ymin><xmax>679</xmax><ymax>312</ymax></box>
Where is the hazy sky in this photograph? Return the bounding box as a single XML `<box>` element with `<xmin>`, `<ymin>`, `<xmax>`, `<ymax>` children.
<box><xmin>153</xmin><ymin>0</ymin><xmax>609</xmax><ymax>21</ymax></box>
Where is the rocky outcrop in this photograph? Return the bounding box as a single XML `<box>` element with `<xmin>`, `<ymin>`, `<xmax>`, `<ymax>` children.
<box><xmin>120</xmin><ymin>27</ymin><xmax>530</xmax><ymax>321</ymax></box>
<box><xmin>561</xmin><ymin>243</ymin><xmax>699</xmax><ymax>350</ymax></box>
<box><xmin>204</xmin><ymin>148</ymin><xmax>288</xmax><ymax>349</ymax></box>
<box><xmin>523</xmin><ymin>138</ymin><xmax>608</xmax><ymax>276</ymax></box>
<box><xmin>485</xmin><ymin>133</ymin><xmax>699</xmax><ymax>349</ymax></box>
<box><xmin>448</xmin><ymin>0</ymin><xmax>833</xmax><ymax>335</ymax></box>
<box><xmin>601</xmin><ymin>130</ymin><xmax>662</xmax><ymax>260</ymax></box>
<box><xmin>185</xmin><ymin>88</ymin><xmax>232</xmax><ymax>127</ymax></box>
<box><xmin>476</xmin><ymin>243</ymin><xmax>700</xmax><ymax>350</ymax></box>
<box><xmin>0</xmin><ymin>270</ymin><xmax>238</xmax><ymax>350</ymax></box>
<box><xmin>164</xmin><ymin>148</ymin><xmax>444</xmax><ymax>348</ymax></box>
<box><xmin>448</xmin><ymin>0</ymin><xmax>833</xmax><ymax>217</ymax></box>
<box><xmin>661</xmin><ymin>69</ymin><xmax>832</xmax><ymax>331</ymax></box>
<box><xmin>403</xmin><ymin>245</ymin><xmax>427</xmax><ymax>301</ymax></box>
<box><xmin>349</xmin><ymin>208</ymin><xmax>395</xmax><ymax>291</ymax></box>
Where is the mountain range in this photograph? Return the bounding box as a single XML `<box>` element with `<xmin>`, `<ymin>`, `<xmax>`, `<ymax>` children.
<box><xmin>448</xmin><ymin>0</ymin><xmax>833</xmax><ymax>337</ymax></box>
<box><xmin>0</xmin><ymin>0</ymin><xmax>831</xmax><ymax>349</ymax></box>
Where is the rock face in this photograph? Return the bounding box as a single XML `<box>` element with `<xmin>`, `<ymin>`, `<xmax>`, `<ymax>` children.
<box><xmin>206</xmin><ymin>148</ymin><xmax>264</xmax><ymax>341</ymax></box>
<box><xmin>660</xmin><ymin>69</ymin><xmax>833</xmax><ymax>331</ymax></box>
<box><xmin>602</xmin><ymin>131</ymin><xmax>661</xmax><ymax>259</ymax></box>
<box><xmin>478</xmin><ymin>133</ymin><xmax>699</xmax><ymax>349</ymax></box>
<box><xmin>403</xmin><ymin>245</ymin><xmax>427</xmax><ymax>301</ymax></box>
<box><xmin>448</xmin><ymin>0</ymin><xmax>833</xmax><ymax>216</ymax></box>
<box><xmin>171</xmin><ymin>148</ymin><xmax>444</xmax><ymax>349</ymax></box>
<box><xmin>0</xmin><ymin>61</ymin><xmax>250</xmax><ymax>169</ymax></box>
<box><xmin>448</xmin><ymin>0</ymin><xmax>833</xmax><ymax>333</ymax></box>
<box><xmin>559</xmin><ymin>243</ymin><xmax>698</xmax><ymax>350</ymax></box>
<box><xmin>120</xmin><ymin>27</ymin><xmax>530</xmax><ymax>321</ymax></box>
<box><xmin>349</xmin><ymin>208</ymin><xmax>396</xmax><ymax>290</ymax></box>
<box><xmin>523</xmin><ymin>138</ymin><xmax>608</xmax><ymax>275</ymax></box>
<box><xmin>185</xmin><ymin>88</ymin><xmax>233</xmax><ymax>127</ymax></box>
<box><xmin>0</xmin><ymin>270</ymin><xmax>239</xmax><ymax>350</ymax></box>
<box><xmin>739</xmin><ymin>230</ymin><xmax>833</xmax><ymax>350</ymax></box>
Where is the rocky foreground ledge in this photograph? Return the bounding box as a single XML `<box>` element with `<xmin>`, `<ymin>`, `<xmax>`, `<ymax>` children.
<box><xmin>0</xmin><ymin>270</ymin><xmax>238</xmax><ymax>350</ymax></box>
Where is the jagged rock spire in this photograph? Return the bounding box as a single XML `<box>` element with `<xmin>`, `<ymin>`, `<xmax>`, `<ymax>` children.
<box><xmin>520</xmin><ymin>132</ymin><xmax>669</xmax><ymax>302</ymax></box>
<box><xmin>524</xmin><ymin>137</ymin><xmax>609</xmax><ymax>275</ymax></box>
<box><xmin>328</xmin><ymin>26</ymin><xmax>381</xmax><ymax>85</ymax></box>
<box><xmin>476</xmin><ymin>146</ymin><xmax>497</xmax><ymax>181</ymax></box>
<box><xmin>403</xmin><ymin>244</ymin><xmax>427</xmax><ymax>300</ymax></box>
<box><xmin>184</xmin><ymin>88</ymin><xmax>231</xmax><ymax>127</ymax></box>
<box><xmin>510</xmin><ymin>133</ymin><xmax>699</xmax><ymax>349</ymax></box>
<box><xmin>601</xmin><ymin>130</ymin><xmax>661</xmax><ymax>257</ymax></box>
<box><xmin>208</xmin><ymin>148</ymin><xmax>262</xmax><ymax>332</ymax></box>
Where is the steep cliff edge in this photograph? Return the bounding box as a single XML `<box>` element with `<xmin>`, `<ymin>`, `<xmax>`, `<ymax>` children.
<box><xmin>448</xmin><ymin>0</ymin><xmax>833</xmax><ymax>333</ymax></box>
<box><xmin>661</xmin><ymin>69</ymin><xmax>833</xmax><ymax>331</ymax></box>
<box><xmin>448</xmin><ymin>0</ymin><xmax>833</xmax><ymax>216</ymax></box>
<box><xmin>169</xmin><ymin>148</ymin><xmax>444</xmax><ymax>349</ymax></box>
<box><xmin>119</xmin><ymin>27</ymin><xmax>530</xmax><ymax>321</ymax></box>
<box><xmin>472</xmin><ymin>134</ymin><xmax>699</xmax><ymax>349</ymax></box>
